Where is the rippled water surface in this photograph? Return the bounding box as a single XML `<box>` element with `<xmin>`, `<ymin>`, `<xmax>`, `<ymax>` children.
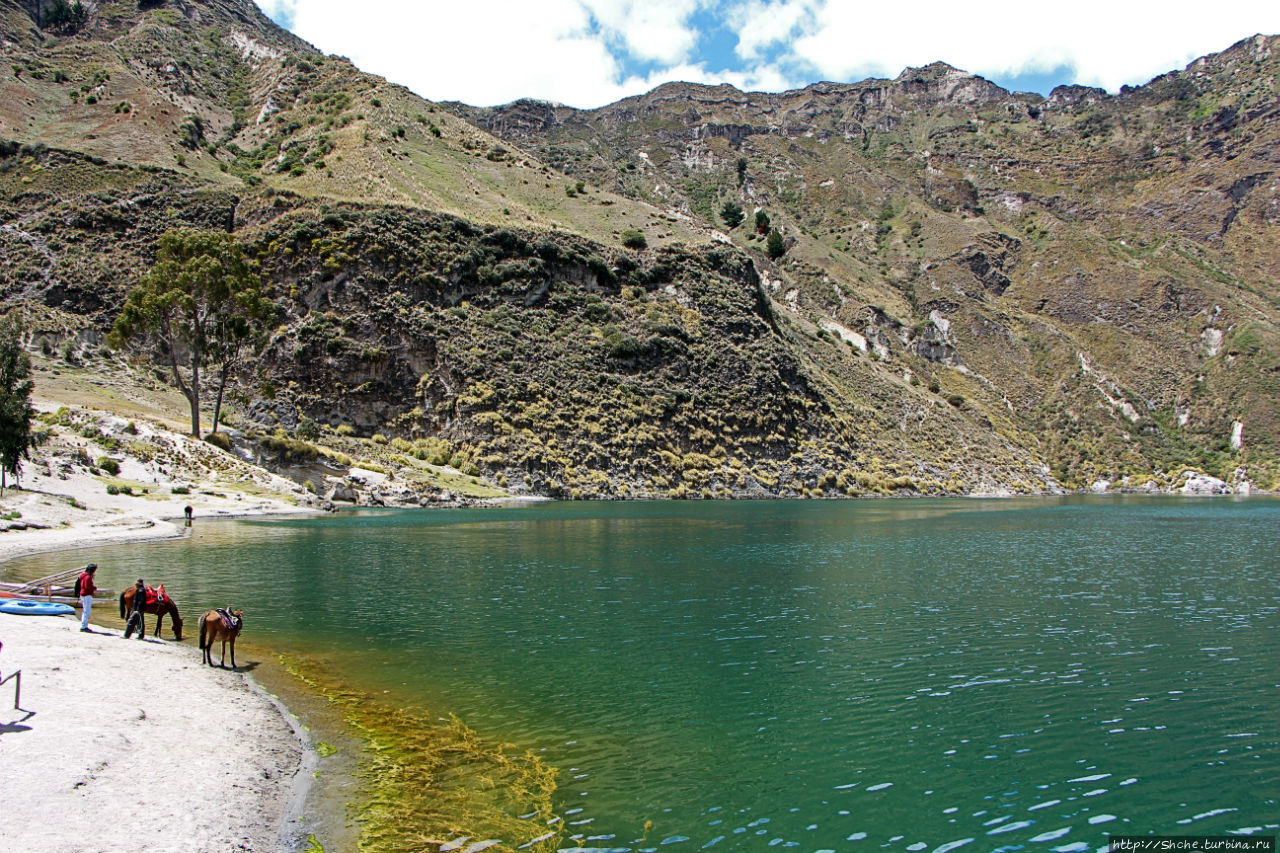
<box><xmin>9</xmin><ymin>497</ymin><xmax>1279</xmax><ymax>850</ymax></box>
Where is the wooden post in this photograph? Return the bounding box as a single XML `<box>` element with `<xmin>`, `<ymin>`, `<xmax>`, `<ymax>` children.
<box><xmin>1</xmin><ymin>670</ymin><xmax>20</xmax><ymax>709</ymax></box>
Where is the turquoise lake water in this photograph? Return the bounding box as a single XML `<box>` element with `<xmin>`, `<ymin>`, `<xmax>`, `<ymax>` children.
<box><xmin>7</xmin><ymin>496</ymin><xmax>1279</xmax><ymax>851</ymax></box>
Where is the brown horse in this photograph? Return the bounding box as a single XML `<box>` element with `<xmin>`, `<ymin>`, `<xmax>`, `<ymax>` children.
<box><xmin>198</xmin><ymin>609</ymin><xmax>244</xmax><ymax>669</ymax></box>
<box><xmin>119</xmin><ymin>587</ymin><xmax>184</xmax><ymax>641</ymax></box>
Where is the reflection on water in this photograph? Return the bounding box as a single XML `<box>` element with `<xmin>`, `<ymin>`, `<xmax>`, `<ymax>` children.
<box><xmin>6</xmin><ymin>496</ymin><xmax>1280</xmax><ymax>851</ymax></box>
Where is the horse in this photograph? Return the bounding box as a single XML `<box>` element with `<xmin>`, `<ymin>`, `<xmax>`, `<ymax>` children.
<box><xmin>119</xmin><ymin>586</ymin><xmax>184</xmax><ymax>641</ymax></box>
<box><xmin>198</xmin><ymin>609</ymin><xmax>244</xmax><ymax>669</ymax></box>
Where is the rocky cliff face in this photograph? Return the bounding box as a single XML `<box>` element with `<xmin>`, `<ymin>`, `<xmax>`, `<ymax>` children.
<box><xmin>0</xmin><ymin>1</ymin><xmax>1276</xmax><ymax>495</ymax></box>
<box><xmin>454</xmin><ymin>35</ymin><xmax>1280</xmax><ymax>491</ymax></box>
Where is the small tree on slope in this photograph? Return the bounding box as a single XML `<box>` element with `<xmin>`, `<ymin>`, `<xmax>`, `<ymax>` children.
<box><xmin>108</xmin><ymin>229</ymin><xmax>274</xmax><ymax>438</ymax></box>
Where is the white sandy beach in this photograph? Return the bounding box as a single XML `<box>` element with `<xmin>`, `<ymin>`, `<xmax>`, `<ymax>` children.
<box><xmin>0</xmin><ymin>613</ymin><xmax>309</xmax><ymax>853</ymax></box>
<box><xmin>0</xmin><ymin>406</ymin><xmax>325</xmax><ymax>853</ymax></box>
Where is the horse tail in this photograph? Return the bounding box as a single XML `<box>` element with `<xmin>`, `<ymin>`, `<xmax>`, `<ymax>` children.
<box><xmin>119</xmin><ymin>590</ymin><xmax>127</xmax><ymax>619</ymax></box>
<box><xmin>198</xmin><ymin>613</ymin><xmax>207</xmax><ymax>650</ymax></box>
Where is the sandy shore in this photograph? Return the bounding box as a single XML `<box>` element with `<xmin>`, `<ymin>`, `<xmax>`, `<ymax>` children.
<box><xmin>0</xmin><ymin>613</ymin><xmax>311</xmax><ymax>852</ymax></box>
<box><xmin>0</xmin><ymin>409</ymin><xmax>327</xmax><ymax>852</ymax></box>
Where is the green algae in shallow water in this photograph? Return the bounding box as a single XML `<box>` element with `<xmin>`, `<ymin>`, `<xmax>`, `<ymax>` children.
<box><xmin>281</xmin><ymin>656</ymin><xmax>562</xmax><ymax>853</ymax></box>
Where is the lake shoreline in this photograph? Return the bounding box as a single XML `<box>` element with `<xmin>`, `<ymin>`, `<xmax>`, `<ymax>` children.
<box><xmin>0</xmin><ymin>613</ymin><xmax>312</xmax><ymax>853</ymax></box>
<box><xmin>0</xmin><ymin>482</ymin><xmax>329</xmax><ymax>853</ymax></box>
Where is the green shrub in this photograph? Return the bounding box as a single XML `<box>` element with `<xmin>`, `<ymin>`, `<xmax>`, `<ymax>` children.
<box><xmin>105</xmin><ymin>484</ymin><xmax>119</xmax><ymax>495</ymax></box>
<box><xmin>295</xmin><ymin>416</ymin><xmax>321</xmax><ymax>440</ymax></box>
<box><xmin>766</xmin><ymin>228</ymin><xmax>786</xmax><ymax>260</ymax></box>
<box><xmin>261</xmin><ymin>434</ymin><xmax>319</xmax><ymax>462</ymax></box>
<box><xmin>96</xmin><ymin>457</ymin><xmax>120</xmax><ymax>476</ymax></box>
<box><xmin>620</xmin><ymin>229</ymin><xmax>647</xmax><ymax>250</ymax></box>
<box><xmin>606</xmin><ymin>333</ymin><xmax>646</xmax><ymax>359</ymax></box>
<box><xmin>720</xmin><ymin>201</ymin><xmax>744</xmax><ymax>228</ymax></box>
<box><xmin>171</xmin><ymin>485</ymin><xmax>190</xmax><ymax>495</ymax></box>
<box><xmin>205</xmin><ymin>431</ymin><xmax>233</xmax><ymax>451</ymax></box>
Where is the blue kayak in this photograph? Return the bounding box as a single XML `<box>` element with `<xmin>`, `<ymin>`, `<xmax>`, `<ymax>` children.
<box><xmin>0</xmin><ymin>599</ymin><xmax>75</xmax><ymax>616</ymax></box>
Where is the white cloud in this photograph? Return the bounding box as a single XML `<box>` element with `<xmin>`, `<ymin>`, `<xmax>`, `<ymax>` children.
<box><xmin>780</xmin><ymin>0</ymin><xmax>1280</xmax><ymax>92</ymax></box>
<box><xmin>257</xmin><ymin>1</ymin><xmax>1280</xmax><ymax>109</ymax></box>
<box><xmin>272</xmin><ymin>0</ymin><xmax>628</xmax><ymax>107</ymax></box>
<box><xmin>730</xmin><ymin>0</ymin><xmax>818</xmax><ymax>62</ymax></box>
<box><xmin>255</xmin><ymin>0</ymin><xmax>296</xmax><ymax>27</ymax></box>
<box><xmin>582</xmin><ymin>0</ymin><xmax>706</xmax><ymax>66</ymax></box>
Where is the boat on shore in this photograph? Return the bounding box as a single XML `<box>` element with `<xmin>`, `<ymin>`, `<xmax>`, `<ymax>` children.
<box><xmin>0</xmin><ymin>598</ymin><xmax>75</xmax><ymax>616</ymax></box>
<box><xmin>0</xmin><ymin>568</ymin><xmax>115</xmax><ymax>606</ymax></box>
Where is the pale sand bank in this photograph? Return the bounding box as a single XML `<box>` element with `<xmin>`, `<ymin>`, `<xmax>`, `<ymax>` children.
<box><xmin>0</xmin><ymin>604</ymin><xmax>311</xmax><ymax>852</ymax></box>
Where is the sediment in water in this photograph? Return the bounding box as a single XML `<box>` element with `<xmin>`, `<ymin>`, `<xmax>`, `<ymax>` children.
<box><xmin>278</xmin><ymin>655</ymin><xmax>563</xmax><ymax>853</ymax></box>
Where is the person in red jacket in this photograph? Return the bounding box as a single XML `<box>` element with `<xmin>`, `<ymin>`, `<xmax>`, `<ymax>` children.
<box><xmin>76</xmin><ymin>564</ymin><xmax>98</xmax><ymax>632</ymax></box>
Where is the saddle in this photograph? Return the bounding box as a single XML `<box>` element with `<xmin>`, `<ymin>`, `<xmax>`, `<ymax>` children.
<box><xmin>144</xmin><ymin>585</ymin><xmax>168</xmax><ymax>607</ymax></box>
<box><xmin>214</xmin><ymin>607</ymin><xmax>242</xmax><ymax>631</ymax></box>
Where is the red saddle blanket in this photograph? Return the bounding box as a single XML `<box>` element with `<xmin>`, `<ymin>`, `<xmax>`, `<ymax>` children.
<box><xmin>144</xmin><ymin>585</ymin><xmax>168</xmax><ymax>606</ymax></box>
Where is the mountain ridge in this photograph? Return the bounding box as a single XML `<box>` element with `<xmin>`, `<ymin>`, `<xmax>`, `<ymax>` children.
<box><xmin>1</xmin><ymin>0</ymin><xmax>1276</xmax><ymax>500</ymax></box>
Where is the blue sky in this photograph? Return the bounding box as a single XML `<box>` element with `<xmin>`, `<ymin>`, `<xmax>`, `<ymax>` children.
<box><xmin>255</xmin><ymin>1</ymin><xmax>1280</xmax><ymax>109</ymax></box>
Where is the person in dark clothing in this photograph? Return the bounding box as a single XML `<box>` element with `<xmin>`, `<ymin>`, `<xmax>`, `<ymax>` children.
<box><xmin>124</xmin><ymin>578</ymin><xmax>147</xmax><ymax>640</ymax></box>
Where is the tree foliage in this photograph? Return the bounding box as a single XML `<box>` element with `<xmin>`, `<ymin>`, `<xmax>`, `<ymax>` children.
<box><xmin>0</xmin><ymin>315</ymin><xmax>36</xmax><ymax>493</ymax></box>
<box><xmin>108</xmin><ymin>229</ymin><xmax>274</xmax><ymax>438</ymax></box>
<box><xmin>754</xmin><ymin>209</ymin><xmax>770</xmax><ymax>235</ymax></box>
<box><xmin>40</xmin><ymin>0</ymin><xmax>88</xmax><ymax>33</ymax></box>
<box><xmin>720</xmin><ymin>201</ymin><xmax>744</xmax><ymax>229</ymax></box>
<box><xmin>766</xmin><ymin>228</ymin><xmax>787</xmax><ymax>260</ymax></box>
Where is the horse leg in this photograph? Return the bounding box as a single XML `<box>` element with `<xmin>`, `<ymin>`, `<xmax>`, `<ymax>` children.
<box><xmin>154</xmin><ymin>611</ymin><xmax>164</xmax><ymax>638</ymax></box>
<box><xmin>229</xmin><ymin>637</ymin><xmax>237</xmax><ymax>669</ymax></box>
<box><xmin>199</xmin><ymin>616</ymin><xmax>210</xmax><ymax>665</ymax></box>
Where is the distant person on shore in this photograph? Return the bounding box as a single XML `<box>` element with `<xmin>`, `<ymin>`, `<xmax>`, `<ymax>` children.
<box><xmin>124</xmin><ymin>578</ymin><xmax>146</xmax><ymax>640</ymax></box>
<box><xmin>76</xmin><ymin>564</ymin><xmax>98</xmax><ymax>632</ymax></box>
<box><xmin>184</xmin><ymin>505</ymin><xmax>193</xmax><ymax>527</ymax></box>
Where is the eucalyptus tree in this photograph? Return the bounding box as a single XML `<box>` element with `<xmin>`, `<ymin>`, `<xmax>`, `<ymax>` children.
<box><xmin>108</xmin><ymin>229</ymin><xmax>274</xmax><ymax>438</ymax></box>
<box><xmin>0</xmin><ymin>314</ymin><xmax>36</xmax><ymax>493</ymax></box>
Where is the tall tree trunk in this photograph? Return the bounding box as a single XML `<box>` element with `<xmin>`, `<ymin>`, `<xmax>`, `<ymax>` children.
<box><xmin>189</xmin><ymin>357</ymin><xmax>201</xmax><ymax>438</ymax></box>
<box><xmin>161</xmin><ymin>334</ymin><xmax>199</xmax><ymax>437</ymax></box>
<box><xmin>211</xmin><ymin>360</ymin><xmax>233</xmax><ymax>435</ymax></box>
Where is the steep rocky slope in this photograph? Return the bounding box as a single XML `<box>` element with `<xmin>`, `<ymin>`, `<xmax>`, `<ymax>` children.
<box><xmin>1</xmin><ymin>0</ymin><xmax>1276</xmax><ymax>496</ymax></box>
<box><xmin>455</xmin><ymin>42</ymin><xmax>1280</xmax><ymax>490</ymax></box>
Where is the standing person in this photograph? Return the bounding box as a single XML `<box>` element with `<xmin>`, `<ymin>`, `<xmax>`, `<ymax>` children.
<box><xmin>184</xmin><ymin>505</ymin><xmax>193</xmax><ymax>527</ymax></box>
<box><xmin>76</xmin><ymin>564</ymin><xmax>98</xmax><ymax>632</ymax></box>
<box><xmin>124</xmin><ymin>578</ymin><xmax>147</xmax><ymax>640</ymax></box>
